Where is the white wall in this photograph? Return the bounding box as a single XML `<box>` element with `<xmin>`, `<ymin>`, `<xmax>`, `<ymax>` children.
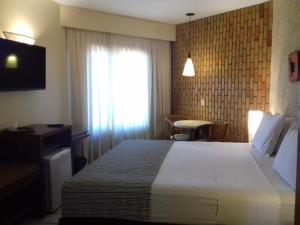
<box><xmin>0</xmin><ymin>0</ymin><xmax>69</xmax><ymax>128</ymax></box>
<box><xmin>60</xmin><ymin>6</ymin><xmax>176</xmax><ymax>41</ymax></box>
<box><xmin>270</xmin><ymin>0</ymin><xmax>300</xmax><ymax>117</ymax></box>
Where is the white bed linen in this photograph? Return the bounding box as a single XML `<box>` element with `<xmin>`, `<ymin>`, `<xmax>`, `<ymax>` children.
<box><xmin>251</xmin><ymin>147</ymin><xmax>295</xmax><ymax>225</ymax></box>
<box><xmin>151</xmin><ymin>142</ymin><xmax>295</xmax><ymax>225</ymax></box>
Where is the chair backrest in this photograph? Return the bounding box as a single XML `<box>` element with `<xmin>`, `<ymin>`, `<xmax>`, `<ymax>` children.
<box><xmin>164</xmin><ymin>114</ymin><xmax>190</xmax><ymax>139</ymax></box>
<box><xmin>165</xmin><ymin>114</ymin><xmax>190</xmax><ymax>124</ymax></box>
<box><xmin>209</xmin><ymin>123</ymin><xmax>229</xmax><ymax>142</ymax></box>
<box><xmin>196</xmin><ymin>124</ymin><xmax>212</xmax><ymax>141</ymax></box>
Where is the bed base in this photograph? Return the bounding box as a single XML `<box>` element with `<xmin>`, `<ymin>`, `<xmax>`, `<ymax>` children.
<box><xmin>59</xmin><ymin>217</ymin><xmax>172</xmax><ymax>225</ymax></box>
<box><xmin>59</xmin><ymin>217</ymin><xmax>218</xmax><ymax>225</ymax></box>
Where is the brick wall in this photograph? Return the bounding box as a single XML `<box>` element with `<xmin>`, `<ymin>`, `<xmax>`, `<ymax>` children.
<box><xmin>171</xmin><ymin>1</ymin><xmax>273</xmax><ymax>142</ymax></box>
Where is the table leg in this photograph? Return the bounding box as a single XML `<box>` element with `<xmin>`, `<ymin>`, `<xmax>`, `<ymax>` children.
<box><xmin>190</xmin><ymin>129</ymin><xmax>195</xmax><ymax>141</ymax></box>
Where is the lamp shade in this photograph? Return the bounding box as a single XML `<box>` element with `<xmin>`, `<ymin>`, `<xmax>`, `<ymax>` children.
<box><xmin>183</xmin><ymin>55</ymin><xmax>195</xmax><ymax>77</ymax></box>
<box><xmin>248</xmin><ymin>110</ymin><xmax>263</xmax><ymax>142</ymax></box>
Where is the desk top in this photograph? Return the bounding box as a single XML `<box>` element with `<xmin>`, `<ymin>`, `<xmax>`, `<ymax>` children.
<box><xmin>1</xmin><ymin>124</ymin><xmax>71</xmax><ymax>137</ymax></box>
<box><xmin>174</xmin><ymin>120</ymin><xmax>213</xmax><ymax>129</ymax></box>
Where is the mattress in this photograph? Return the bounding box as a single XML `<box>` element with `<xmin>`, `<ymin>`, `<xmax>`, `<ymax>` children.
<box><xmin>151</xmin><ymin>142</ymin><xmax>295</xmax><ymax>225</ymax></box>
<box><xmin>250</xmin><ymin>147</ymin><xmax>295</xmax><ymax>225</ymax></box>
<box><xmin>62</xmin><ymin>140</ymin><xmax>173</xmax><ymax>220</ymax></box>
<box><xmin>62</xmin><ymin>141</ymin><xmax>295</xmax><ymax>225</ymax></box>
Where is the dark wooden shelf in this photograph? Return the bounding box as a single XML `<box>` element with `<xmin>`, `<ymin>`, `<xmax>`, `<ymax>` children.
<box><xmin>0</xmin><ymin>162</ymin><xmax>40</xmax><ymax>199</ymax></box>
<box><xmin>0</xmin><ymin>124</ymin><xmax>72</xmax><ymax>225</ymax></box>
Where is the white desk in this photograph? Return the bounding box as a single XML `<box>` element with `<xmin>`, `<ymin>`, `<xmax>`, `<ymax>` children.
<box><xmin>174</xmin><ymin>120</ymin><xmax>213</xmax><ymax>140</ymax></box>
<box><xmin>174</xmin><ymin>120</ymin><xmax>213</xmax><ymax>129</ymax></box>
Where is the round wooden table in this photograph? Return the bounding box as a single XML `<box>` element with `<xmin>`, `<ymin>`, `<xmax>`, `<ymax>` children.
<box><xmin>174</xmin><ymin>120</ymin><xmax>213</xmax><ymax>141</ymax></box>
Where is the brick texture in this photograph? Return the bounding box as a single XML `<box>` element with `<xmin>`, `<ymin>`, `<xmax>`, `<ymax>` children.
<box><xmin>171</xmin><ymin>2</ymin><xmax>273</xmax><ymax>142</ymax></box>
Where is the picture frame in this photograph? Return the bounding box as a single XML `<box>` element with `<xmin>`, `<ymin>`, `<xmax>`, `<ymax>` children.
<box><xmin>288</xmin><ymin>51</ymin><xmax>300</xmax><ymax>82</ymax></box>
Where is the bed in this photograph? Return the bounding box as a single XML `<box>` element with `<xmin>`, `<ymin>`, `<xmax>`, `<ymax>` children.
<box><xmin>60</xmin><ymin>140</ymin><xmax>295</xmax><ymax>225</ymax></box>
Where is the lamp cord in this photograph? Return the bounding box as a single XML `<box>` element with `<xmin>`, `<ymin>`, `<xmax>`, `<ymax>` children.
<box><xmin>189</xmin><ymin>15</ymin><xmax>192</xmax><ymax>57</ymax></box>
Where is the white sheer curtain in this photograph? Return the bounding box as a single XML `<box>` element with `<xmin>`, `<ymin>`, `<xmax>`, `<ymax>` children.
<box><xmin>67</xmin><ymin>29</ymin><xmax>171</xmax><ymax>160</ymax></box>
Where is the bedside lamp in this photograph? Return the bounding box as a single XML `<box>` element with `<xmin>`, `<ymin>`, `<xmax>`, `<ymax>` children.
<box><xmin>248</xmin><ymin>110</ymin><xmax>263</xmax><ymax>142</ymax></box>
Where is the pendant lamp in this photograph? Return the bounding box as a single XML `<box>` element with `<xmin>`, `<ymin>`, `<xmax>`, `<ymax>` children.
<box><xmin>183</xmin><ymin>13</ymin><xmax>195</xmax><ymax>77</ymax></box>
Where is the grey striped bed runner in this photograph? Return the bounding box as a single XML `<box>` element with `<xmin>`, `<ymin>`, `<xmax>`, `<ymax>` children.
<box><xmin>62</xmin><ymin>140</ymin><xmax>173</xmax><ymax>221</ymax></box>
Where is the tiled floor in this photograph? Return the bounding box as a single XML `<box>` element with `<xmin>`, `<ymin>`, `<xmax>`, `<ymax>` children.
<box><xmin>16</xmin><ymin>209</ymin><xmax>61</xmax><ymax>225</ymax></box>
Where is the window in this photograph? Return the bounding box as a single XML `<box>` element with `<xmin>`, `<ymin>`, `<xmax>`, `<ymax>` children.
<box><xmin>89</xmin><ymin>46</ymin><xmax>150</xmax><ymax>135</ymax></box>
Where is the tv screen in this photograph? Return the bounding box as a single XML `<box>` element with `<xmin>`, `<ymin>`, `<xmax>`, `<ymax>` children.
<box><xmin>0</xmin><ymin>38</ymin><xmax>46</xmax><ymax>91</ymax></box>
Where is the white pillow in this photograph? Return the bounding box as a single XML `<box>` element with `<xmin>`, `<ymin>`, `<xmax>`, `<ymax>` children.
<box><xmin>273</xmin><ymin>123</ymin><xmax>298</xmax><ymax>190</ymax></box>
<box><xmin>272</xmin><ymin>117</ymin><xmax>296</xmax><ymax>155</ymax></box>
<box><xmin>252</xmin><ymin>113</ymin><xmax>284</xmax><ymax>155</ymax></box>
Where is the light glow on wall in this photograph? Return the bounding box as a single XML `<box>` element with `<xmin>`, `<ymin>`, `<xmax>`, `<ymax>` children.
<box><xmin>4</xmin><ymin>20</ymin><xmax>36</xmax><ymax>45</ymax></box>
<box><xmin>10</xmin><ymin>20</ymin><xmax>34</xmax><ymax>38</ymax></box>
<box><xmin>248</xmin><ymin>110</ymin><xmax>264</xmax><ymax>142</ymax></box>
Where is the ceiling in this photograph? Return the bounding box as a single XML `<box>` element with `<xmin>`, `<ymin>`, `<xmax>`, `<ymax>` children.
<box><xmin>53</xmin><ymin>0</ymin><xmax>269</xmax><ymax>25</ymax></box>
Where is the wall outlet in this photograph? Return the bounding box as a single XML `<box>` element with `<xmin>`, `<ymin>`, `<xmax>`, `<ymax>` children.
<box><xmin>201</xmin><ymin>99</ymin><xmax>205</xmax><ymax>106</ymax></box>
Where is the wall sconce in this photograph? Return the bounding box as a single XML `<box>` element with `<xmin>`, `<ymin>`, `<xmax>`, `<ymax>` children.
<box><xmin>248</xmin><ymin>110</ymin><xmax>264</xmax><ymax>142</ymax></box>
<box><xmin>3</xmin><ymin>31</ymin><xmax>35</xmax><ymax>45</ymax></box>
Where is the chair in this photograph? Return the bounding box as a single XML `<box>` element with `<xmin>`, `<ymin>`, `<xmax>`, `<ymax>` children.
<box><xmin>208</xmin><ymin>123</ymin><xmax>229</xmax><ymax>142</ymax></box>
<box><xmin>195</xmin><ymin>124</ymin><xmax>212</xmax><ymax>141</ymax></box>
<box><xmin>164</xmin><ymin>114</ymin><xmax>191</xmax><ymax>141</ymax></box>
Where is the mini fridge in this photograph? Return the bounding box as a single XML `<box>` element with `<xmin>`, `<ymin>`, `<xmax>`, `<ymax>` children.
<box><xmin>43</xmin><ymin>147</ymin><xmax>72</xmax><ymax>212</ymax></box>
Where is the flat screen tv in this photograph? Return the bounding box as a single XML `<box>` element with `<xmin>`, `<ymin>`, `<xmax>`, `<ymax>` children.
<box><xmin>0</xmin><ymin>38</ymin><xmax>46</xmax><ymax>91</ymax></box>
